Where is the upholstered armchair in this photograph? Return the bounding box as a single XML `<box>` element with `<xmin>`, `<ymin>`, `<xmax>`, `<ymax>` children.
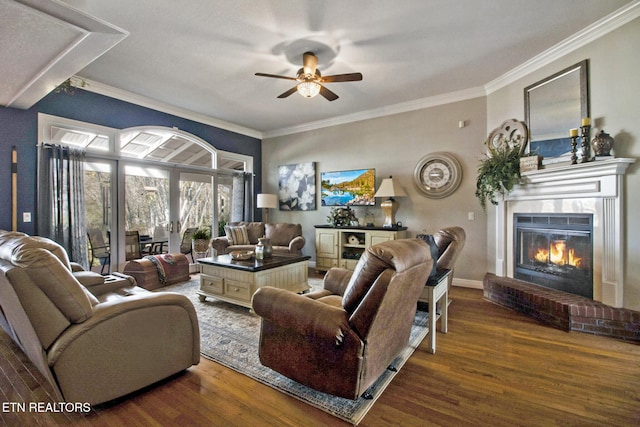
<box><xmin>0</xmin><ymin>230</ymin><xmax>200</xmax><ymax>405</ymax></box>
<box><xmin>252</xmin><ymin>238</ymin><xmax>433</xmax><ymax>400</ymax></box>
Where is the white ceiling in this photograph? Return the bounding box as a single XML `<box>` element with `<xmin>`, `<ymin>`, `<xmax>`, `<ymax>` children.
<box><xmin>2</xmin><ymin>0</ymin><xmax>637</xmax><ymax>138</ymax></box>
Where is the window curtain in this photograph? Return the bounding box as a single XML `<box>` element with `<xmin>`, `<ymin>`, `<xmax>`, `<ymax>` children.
<box><xmin>230</xmin><ymin>172</ymin><xmax>253</xmax><ymax>223</ymax></box>
<box><xmin>37</xmin><ymin>144</ymin><xmax>89</xmax><ymax>268</ymax></box>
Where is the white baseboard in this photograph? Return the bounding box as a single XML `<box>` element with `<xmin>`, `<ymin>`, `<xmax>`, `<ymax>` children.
<box><xmin>452</xmin><ymin>278</ymin><xmax>483</xmax><ymax>289</ymax></box>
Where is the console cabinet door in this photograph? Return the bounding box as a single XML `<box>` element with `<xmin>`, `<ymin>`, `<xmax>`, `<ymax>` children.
<box><xmin>316</xmin><ymin>229</ymin><xmax>338</xmax><ymax>258</ymax></box>
<box><xmin>366</xmin><ymin>231</ymin><xmax>397</xmax><ymax>247</ymax></box>
<box><xmin>316</xmin><ymin>229</ymin><xmax>339</xmax><ymax>271</ymax></box>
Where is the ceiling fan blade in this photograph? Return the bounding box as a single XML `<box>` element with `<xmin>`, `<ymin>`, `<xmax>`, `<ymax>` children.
<box><xmin>277</xmin><ymin>86</ymin><xmax>299</xmax><ymax>98</ymax></box>
<box><xmin>319</xmin><ymin>85</ymin><xmax>339</xmax><ymax>101</ymax></box>
<box><xmin>302</xmin><ymin>52</ymin><xmax>318</xmax><ymax>76</ymax></box>
<box><xmin>255</xmin><ymin>72</ymin><xmax>297</xmax><ymax>81</ymax></box>
<box><xmin>321</xmin><ymin>73</ymin><xmax>363</xmax><ymax>83</ymax></box>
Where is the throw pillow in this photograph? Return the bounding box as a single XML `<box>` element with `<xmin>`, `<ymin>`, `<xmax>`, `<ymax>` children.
<box><xmin>416</xmin><ymin>234</ymin><xmax>439</xmax><ymax>278</ymax></box>
<box><xmin>224</xmin><ymin>225</ymin><xmax>249</xmax><ymax>245</ymax></box>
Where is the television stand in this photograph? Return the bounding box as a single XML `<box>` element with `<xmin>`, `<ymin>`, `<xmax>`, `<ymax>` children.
<box><xmin>314</xmin><ymin>225</ymin><xmax>407</xmax><ymax>272</ymax></box>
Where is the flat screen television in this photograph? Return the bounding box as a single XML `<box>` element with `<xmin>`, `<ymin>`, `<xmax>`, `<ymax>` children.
<box><xmin>321</xmin><ymin>168</ymin><xmax>376</xmax><ymax>206</ymax></box>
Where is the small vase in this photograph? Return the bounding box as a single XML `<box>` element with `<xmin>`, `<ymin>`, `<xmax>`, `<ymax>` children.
<box><xmin>365</xmin><ymin>212</ymin><xmax>375</xmax><ymax>227</ymax></box>
<box><xmin>255</xmin><ymin>240</ymin><xmax>264</xmax><ymax>260</ymax></box>
<box><xmin>258</xmin><ymin>237</ymin><xmax>273</xmax><ymax>258</ymax></box>
<box><xmin>592</xmin><ymin>130</ymin><xmax>614</xmax><ymax>157</ymax></box>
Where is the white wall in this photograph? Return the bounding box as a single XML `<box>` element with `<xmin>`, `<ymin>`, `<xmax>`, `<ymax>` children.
<box><xmin>263</xmin><ymin>98</ymin><xmax>488</xmax><ymax>286</ymax></box>
<box><xmin>487</xmin><ymin>17</ymin><xmax>640</xmax><ymax>310</ymax></box>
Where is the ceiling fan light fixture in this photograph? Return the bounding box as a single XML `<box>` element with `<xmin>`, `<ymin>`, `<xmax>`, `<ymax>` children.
<box><xmin>297</xmin><ymin>81</ymin><xmax>321</xmax><ymax>98</ymax></box>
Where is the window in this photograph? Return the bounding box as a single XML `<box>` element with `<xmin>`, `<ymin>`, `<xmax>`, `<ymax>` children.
<box><xmin>38</xmin><ymin>114</ymin><xmax>254</xmax><ymax>270</ymax></box>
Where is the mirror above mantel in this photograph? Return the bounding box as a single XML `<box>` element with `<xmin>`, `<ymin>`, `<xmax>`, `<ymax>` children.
<box><xmin>524</xmin><ymin>60</ymin><xmax>590</xmax><ymax>161</ymax></box>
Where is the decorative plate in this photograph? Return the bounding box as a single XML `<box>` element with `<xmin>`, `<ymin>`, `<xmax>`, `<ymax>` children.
<box><xmin>230</xmin><ymin>250</ymin><xmax>253</xmax><ymax>260</ymax></box>
<box><xmin>486</xmin><ymin>119</ymin><xmax>528</xmax><ymax>155</ymax></box>
<box><xmin>413</xmin><ymin>152</ymin><xmax>463</xmax><ymax>199</ymax></box>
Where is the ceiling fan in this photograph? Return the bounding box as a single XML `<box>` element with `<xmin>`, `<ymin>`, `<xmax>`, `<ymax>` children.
<box><xmin>255</xmin><ymin>52</ymin><xmax>363</xmax><ymax>101</ymax></box>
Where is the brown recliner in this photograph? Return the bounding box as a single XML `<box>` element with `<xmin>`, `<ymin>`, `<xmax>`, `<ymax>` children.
<box><xmin>433</xmin><ymin>226</ymin><xmax>466</xmax><ymax>290</ymax></box>
<box><xmin>252</xmin><ymin>238</ymin><xmax>433</xmax><ymax>400</ymax></box>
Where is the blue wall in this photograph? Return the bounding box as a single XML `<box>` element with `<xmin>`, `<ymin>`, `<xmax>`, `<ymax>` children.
<box><xmin>0</xmin><ymin>89</ymin><xmax>262</xmax><ymax>235</ymax></box>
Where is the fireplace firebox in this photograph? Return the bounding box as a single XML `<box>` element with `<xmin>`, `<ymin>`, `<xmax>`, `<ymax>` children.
<box><xmin>514</xmin><ymin>213</ymin><xmax>593</xmax><ymax>299</ymax></box>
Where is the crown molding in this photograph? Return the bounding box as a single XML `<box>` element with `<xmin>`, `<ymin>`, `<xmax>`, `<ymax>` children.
<box><xmin>1</xmin><ymin>0</ymin><xmax>128</xmax><ymax>109</ymax></box>
<box><xmin>263</xmin><ymin>86</ymin><xmax>487</xmax><ymax>139</ymax></box>
<box><xmin>79</xmin><ymin>76</ymin><xmax>485</xmax><ymax>140</ymax></box>
<box><xmin>485</xmin><ymin>0</ymin><xmax>640</xmax><ymax>94</ymax></box>
<box><xmin>76</xmin><ymin>77</ymin><xmax>262</xmax><ymax>139</ymax></box>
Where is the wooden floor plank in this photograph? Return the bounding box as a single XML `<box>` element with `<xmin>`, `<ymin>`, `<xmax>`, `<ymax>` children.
<box><xmin>1</xmin><ymin>285</ymin><xmax>639</xmax><ymax>426</ymax></box>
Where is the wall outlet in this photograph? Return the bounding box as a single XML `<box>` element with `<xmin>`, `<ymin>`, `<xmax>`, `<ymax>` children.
<box><xmin>468</xmin><ymin>211</ymin><xmax>475</xmax><ymax>221</ymax></box>
<box><xmin>23</xmin><ymin>212</ymin><xmax>31</xmax><ymax>223</ymax></box>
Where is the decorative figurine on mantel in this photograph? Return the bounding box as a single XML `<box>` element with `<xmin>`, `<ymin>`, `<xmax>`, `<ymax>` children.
<box><xmin>580</xmin><ymin>117</ymin><xmax>591</xmax><ymax>163</ymax></box>
<box><xmin>569</xmin><ymin>128</ymin><xmax>579</xmax><ymax>164</ymax></box>
<box><xmin>592</xmin><ymin>130</ymin><xmax>615</xmax><ymax>157</ymax></box>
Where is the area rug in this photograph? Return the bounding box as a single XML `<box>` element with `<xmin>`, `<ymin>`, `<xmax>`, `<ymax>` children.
<box><xmin>162</xmin><ymin>277</ymin><xmax>429</xmax><ymax>425</ymax></box>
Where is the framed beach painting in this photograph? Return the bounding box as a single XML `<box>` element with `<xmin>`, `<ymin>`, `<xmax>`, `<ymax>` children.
<box><xmin>278</xmin><ymin>162</ymin><xmax>316</xmax><ymax>211</ymax></box>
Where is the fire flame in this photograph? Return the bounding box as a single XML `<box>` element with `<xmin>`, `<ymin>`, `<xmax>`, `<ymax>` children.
<box><xmin>534</xmin><ymin>240</ymin><xmax>583</xmax><ymax>268</ymax></box>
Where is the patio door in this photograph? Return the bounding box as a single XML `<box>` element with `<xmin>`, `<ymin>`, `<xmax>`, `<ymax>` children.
<box><xmin>175</xmin><ymin>171</ymin><xmax>215</xmax><ymax>258</ymax></box>
<box><xmin>123</xmin><ymin>164</ymin><xmax>170</xmax><ymax>256</ymax></box>
<box><xmin>84</xmin><ymin>159</ymin><xmax>116</xmax><ymax>273</ymax></box>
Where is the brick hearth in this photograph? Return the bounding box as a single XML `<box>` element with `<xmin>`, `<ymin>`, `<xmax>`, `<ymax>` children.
<box><xmin>483</xmin><ymin>273</ymin><xmax>640</xmax><ymax>341</ymax></box>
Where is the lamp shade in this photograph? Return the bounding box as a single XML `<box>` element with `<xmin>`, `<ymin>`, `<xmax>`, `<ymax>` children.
<box><xmin>256</xmin><ymin>193</ymin><xmax>278</xmax><ymax>209</ymax></box>
<box><xmin>374</xmin><ymin>177</ymin><xmax>407</xmax><ymax>198</ymax></box>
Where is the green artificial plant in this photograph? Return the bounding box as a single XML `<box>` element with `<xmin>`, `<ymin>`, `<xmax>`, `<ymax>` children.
<box><xmin>192</xmin><ymin>226</ymin><xmax>212</xmax><ymax>254</ymax></box>
<box><xmin>192</xmin><ymin>227</ymin><xmax>212</xmax><ymax>241</ymax></box>
<box><xmin>475</xmin><ymin>141</ymin><xmax>523</xmax><ymax>210</ymax></box>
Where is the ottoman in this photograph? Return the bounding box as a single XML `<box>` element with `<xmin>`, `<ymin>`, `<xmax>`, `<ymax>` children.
<box><xmin>123</xmin><ymin>253</ymin><xmax>190</xmax><ymax>290</ymax></box>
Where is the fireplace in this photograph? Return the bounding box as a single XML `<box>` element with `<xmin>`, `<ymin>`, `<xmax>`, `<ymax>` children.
<box><xmin>514</xmin><ymin>213</ymin><xmax>593</xmax><ymax>298</ymax></box>
<box><xmin>494</xmin><ymin>158</ymin><xmax>634</xmax><ymax>307</ymax></box>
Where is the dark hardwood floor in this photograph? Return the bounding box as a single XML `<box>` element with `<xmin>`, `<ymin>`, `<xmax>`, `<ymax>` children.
<box><xmin>2</xmin><ymin>277</ymin><xmax>639</xmax><ymax>426</ymax></box>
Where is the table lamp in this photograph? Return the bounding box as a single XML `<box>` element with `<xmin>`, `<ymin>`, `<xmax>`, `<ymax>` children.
<box><xmin>256</xmin><ymin>193</ymin><xmax>278</xmax><ymax>224</ymax></box>
<box><xmin>374</xmin><ymin>176</ymin><xmax>407</xmax><ymax>228</ymax></box>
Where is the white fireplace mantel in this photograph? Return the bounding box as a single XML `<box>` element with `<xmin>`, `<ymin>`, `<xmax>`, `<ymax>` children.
<box><xmin>494</xmin><ymin>158</ymin><xmax>635</xmax><ymax>307</ymax></box>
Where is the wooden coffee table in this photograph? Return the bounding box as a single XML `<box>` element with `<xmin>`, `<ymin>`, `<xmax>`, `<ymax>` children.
<box><xmin>197</xmin><ymin>254</ymin><xmax>311</xmax><ymax>308</ymax></box>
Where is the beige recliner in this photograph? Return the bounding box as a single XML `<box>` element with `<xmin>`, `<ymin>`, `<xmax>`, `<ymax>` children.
<box><xmin>0</xmin><ymin>230</ymin><xmax>200</xmax><ymax>405</ymax></box>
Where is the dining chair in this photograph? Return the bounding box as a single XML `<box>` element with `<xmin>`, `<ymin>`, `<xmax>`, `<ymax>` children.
<box><xmin>87</xmin><ymin>228</ymin><xmax>110</xmax><ymax>274</ymax></box>
<box><xmin>125</xmin><ymin>231</ymin><xmax>142</xmax><ymax>261</ymax></box>
<box><xmin>150</xmin><ymin>225</ymin><xmax>169</xmax><ymax>254</ymax></box>
<box><xmin>180</xmin><ymin>227</ymin><xmax>198</xmax><ymax>262</ymax></box>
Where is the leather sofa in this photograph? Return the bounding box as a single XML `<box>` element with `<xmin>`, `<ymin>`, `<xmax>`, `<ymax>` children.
<box><xmin>252</xmin><ymin>238</ymin><xmax>433</xmax><ymax>400</ymax></box>
<box><xmin>211</xmin><ymin>221</ymin><xmax>305</xmax><ymax>255</ymax></box>
<box><xmin>0</xmin><ymin>230</ymin><xmax>200</xmax><ymax>405</ymax></box>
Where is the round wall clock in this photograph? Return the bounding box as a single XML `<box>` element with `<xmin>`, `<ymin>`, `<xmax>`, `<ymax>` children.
<box><xmin>413</xmin><ymin>152</ymin><xmax>463</xmax><ymax>199</ymax></box>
